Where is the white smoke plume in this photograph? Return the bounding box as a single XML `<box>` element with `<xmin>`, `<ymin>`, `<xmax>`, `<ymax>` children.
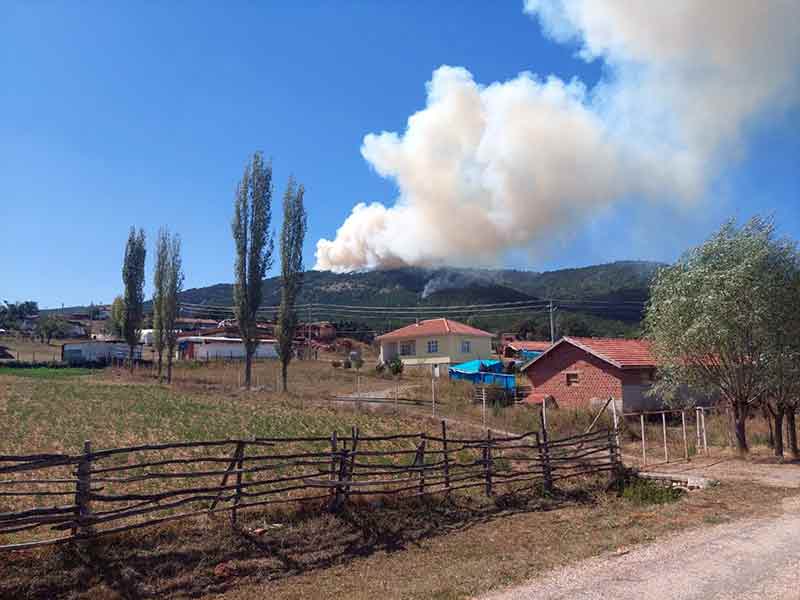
<box><xmin>315</xmin><ymin>1</ymin><xmax>800</xmax><ymax>272</ymax></box>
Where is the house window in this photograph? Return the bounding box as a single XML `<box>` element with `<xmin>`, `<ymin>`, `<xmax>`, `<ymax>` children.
<box><xmin>400</xmin><ymin>341</ymin><xmax>416</xmax><ymax>356</ymax></box>
<box><xmin>461</xmin><ymin>340</ymin><xmax>471</xmax><ymax>353</ymax></box>
<box><xmin>566</xmin><ymin>372</ymin><xmax>580</xmax><ymax>386</ymax></box>
<box><xmin>427</xmin><ymin>340</ymin><xmax>439</xmax><ymax>354</ymax></box>
<box><xmin>641</xmin><ymin>370</ymin><xmax>654</xmax><ymax>384</ymax></box>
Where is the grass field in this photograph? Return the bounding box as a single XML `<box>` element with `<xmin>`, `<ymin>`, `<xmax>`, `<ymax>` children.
<box><xmin>0</xmin><ymin>337</ymin><xmax>789</xmax><ymax>599</ymax></box>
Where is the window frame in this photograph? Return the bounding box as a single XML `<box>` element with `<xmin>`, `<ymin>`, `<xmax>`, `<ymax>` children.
<box><xmin>399</xmin><ymin>341</ymin><xmax>416</xmax><ymax>356</ymax></box>
<box><xmin>427</xmin><ymin>339</ymin><xmax>439</xmax><ymax>354</ymax></box>
<box><xmin>461</xmin><ymin>340</ymin><xmax>471</xmax><ymax>354</ymax></box>
<box><xmin>565</xmin><ymin>371</ymin><xmax>580</xmax><ymax>387</ymax></box>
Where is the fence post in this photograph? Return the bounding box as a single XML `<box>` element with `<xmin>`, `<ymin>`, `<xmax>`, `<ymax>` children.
<box><xmin>681</xmin><ymin>410</ymin><xmax>689</xmax><ymax>461</ymax></box>
<box><xmin>484</xmin><ymin>430</ymin><xmax>493</xmax><ymax>497</ymax></box>
<box><xmin>329</xmin><ymin>431</ymin><xmax>338</xmax><ymax>508</ymax></box>
<box><xmin>537</xmin><ymin>430</ymin><xmax>552</xmax><ymax>493</ymax></box>
<box><xmin>696</xmin><ymin>408</ymin><xmax>702</xmax><ymax>453</ymax></box>
<box><xmin>701</xmin><ymin>410</ymin><xmax>709</xmax><ymax>455</ymax></box>
<box><xmin>610</xmin><ymin>397</ymin><xmax>620</xmax><ymax>449</ymax></box>
<box><xmin>640</xmin><ymin>413</ymin><xmax>647</xmax><ymax>466</ymax></box>
<box><xmin>661</xmin><ymin>412</ymin><xmax>669</xmax><ymax>463</ymax></box>
<box><xmin>441</xmin><ymin>420</ymin><xmax>450</xmax><ymax>496</ymax></box>
<box><xmin>607</xmin><ymin>429</ymin><xmax>621</xmax><ymax>486</ymax></box>
<box><xmin>73</xmin><ymin>440</ymin><xmax>94</xmax><ymax>539</ymax></box>
<box><xmin>230</xmin><ymin>441</ymin><xmax>245</xmax><ymax>526</ymax></box>
<box><xmin>417</xmin><ymin>434</ymin><xmax>427</xmax><ymax>494</ymax></box>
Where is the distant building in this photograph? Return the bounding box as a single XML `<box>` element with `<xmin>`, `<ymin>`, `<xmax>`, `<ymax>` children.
<box><xmin>376</xmin><ymin>318</ymin><xmax>493</xmax><ymax>371</ymax></box>
<box><xmin>177</xmin><ymin>336</ymin><xmax>278</xmax><ymax>361</ymax></box>
<box><xmin>502</xmin><ymin>340</ymin><xmax>552</xmax><ymax>361</ymax></box>
<box><xmin>62</xmin><ymin>341</ymin><xmax>142</xmax><ymax>365</ymax></box>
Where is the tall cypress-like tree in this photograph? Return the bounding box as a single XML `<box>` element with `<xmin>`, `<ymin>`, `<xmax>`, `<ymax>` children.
<box><xmin>232</xmin><ymin>152</ymin><xmax>274</xmax><ymax>389</ymax></box>
<box><xmin>163</xmin><ymin>233</ymin><xmax>184</xmax><ymax>384</ymax></box>
<box><xmin>152</xmin><ymin>229</ymin><xmax>169</xmax><ymax>381</ymax></box>
<box><xmin>122</xmin><ymin>227</ymin><xmax>146</xmax><ymax>373</ymax></box>
<box><xmin>276</xmin><ymin>177</ymin><xmax>307</xmax><ymax>393</ymax></box>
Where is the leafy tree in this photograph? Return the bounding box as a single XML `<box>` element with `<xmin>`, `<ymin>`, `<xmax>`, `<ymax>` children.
<box><xmin>0</xmin><ymin>301</ymin><xmax>38</xmax><ymax>330</ymax></box>
<box><xmin>122</xmin><ymin>227</ymin><xmax>146</xmax><ymax>372</ymax></box>
<box><xmin>645</xmin><ymin>217</ymin><xmax>795</xmax><ymax>455</ymax></box>
<box><xmin>152</xmin><ymin>229</ymin><xmax>170</xmax><ymax>380</ymax></box>
<box><xmin>163</xmin><ymin>233</ymin><xmax>184</xmax><ymax>384</ymax></box>
<box><xmin>763</xmin><ymin>245</ymin><xmax>800</xmax><ymax>458</ymax></box>
<box><xmin>36</xmin><ymin>314</ymin><xmax>69</xmax><ymax>344</ymax></box>
<box><xmin>276</xmin><ymin>177</ymin><xmax>307</xmax><ymax>392</ymax></box>
<box><xmin>232</xmin><ymin>152</ymin><xmax>274</xmax><ymax>389</ymax></box>
<box><xmin>107</xmin><ymin>296</ymin><xmax>126</xmax><ymax>338</ymax></box>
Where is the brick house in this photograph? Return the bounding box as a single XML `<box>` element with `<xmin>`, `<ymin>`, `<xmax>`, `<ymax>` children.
<box><xmin>520</xmin><ymin>337</ymin><xmax>660</xmax><ymax>411</ymax></box>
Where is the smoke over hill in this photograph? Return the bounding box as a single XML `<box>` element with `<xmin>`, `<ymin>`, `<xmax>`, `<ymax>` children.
<box><xmin>315</xmin><ymin>1</ymin><xmax>800</xmax><ymax>272</ymax></box>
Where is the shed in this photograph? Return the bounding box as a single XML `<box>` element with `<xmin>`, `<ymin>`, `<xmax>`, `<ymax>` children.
<box><xmin>62</xmin><ymin>341</ymin><xmax>142</xmax><ymax>365</ymax></box>
<box><xmin>177</xmin><ymin>336</ymin><xmax>278</xmax><ymax>361</ymax></box>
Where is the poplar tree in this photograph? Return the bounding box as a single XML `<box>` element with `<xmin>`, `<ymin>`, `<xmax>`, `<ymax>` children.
<box><xmin>122</xmin><ymin>227</ymin><xmax>146</xmax><ymax>373</ymax></box>
<box><xmin>152</xmin><ymin>229</ymin><xmax>169</xmax><ymax>380</ymax></box>
<box><xmin>163</xmin><ymin>233</ymin><xmax>184</xmax><ymax>384</ymax></box>
<box><xmin>232</xmin><ymin>152</ymin><xmax>274</xmax><ymax>389</ymax></box>
<box><xmin>276</xmin><ymin>177</ymin><xmax>307</xmax><ymax>393</ymax></box>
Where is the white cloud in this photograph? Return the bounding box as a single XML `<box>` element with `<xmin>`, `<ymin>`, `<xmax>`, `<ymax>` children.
<box><xmin>315</xmin><ymin>1</ymin><xmax>800</xmax><ymax>272</ymax></box>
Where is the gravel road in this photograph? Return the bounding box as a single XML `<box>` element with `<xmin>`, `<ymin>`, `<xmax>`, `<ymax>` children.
<box><xmin>480</xmin><ymin>496</ymin><xmax>800</xmax><ymax>600</ymax></box>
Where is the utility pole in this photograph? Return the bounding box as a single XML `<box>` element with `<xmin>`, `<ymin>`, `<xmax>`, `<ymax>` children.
<box><xmin>548</xmin><ymin>300</ymin><xmax>557</xmax><ymax>344</ymax></box>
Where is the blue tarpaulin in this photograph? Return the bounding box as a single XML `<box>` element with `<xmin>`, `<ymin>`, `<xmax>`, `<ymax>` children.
<box><xmin>448</xmin><ymin>359</ymin><xmax>516</xmax><ymax>391</ymax></box>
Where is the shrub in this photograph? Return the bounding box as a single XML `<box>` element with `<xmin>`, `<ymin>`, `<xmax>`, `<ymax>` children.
<box><xmin>331</xmin><ymin>360</ymin><xmax>341</xmax><ymax>369</ymax></box>
<box><xmin>342</xmin><ymin>359</ymin><xmax>352</xmax><ymax>369</ymax></box>
<box><xmin>388</xmin><ymin>356</ymin><xmax>404</xmax><ymax>376</ymax></box>
<box><xmin>375</xmin><ymin>362</ymin><xmax>386</xmax><ymax>374</ymax></box>
<box><xmin>352</xmin><ymin>357</ymin><xmax>364</xmax><ymax>370</ymax></box>
<box><xmin>621</xmin><ymin>478</ymin><xmax>684</xmax><ymax>505</ymax></box>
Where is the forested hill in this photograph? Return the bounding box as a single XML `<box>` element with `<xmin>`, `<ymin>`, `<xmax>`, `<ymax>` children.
<box><xmin>178</xmin><ymin>261</ymin><xmax>664</xmax><ymax>336</ymax></box>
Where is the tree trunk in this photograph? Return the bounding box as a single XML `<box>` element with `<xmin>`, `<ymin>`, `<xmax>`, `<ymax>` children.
<box><xmin>244</xmin><ymin>347</ymin><xmax>253</xmax><ymax>389</ymax></box>
<box><xmin>773</xmin><ymin>406</ymin><xmax>785</xmax><ymax>460</ymax></box>
<box><xmin>281</xmin><ymin>360</ymin><xmax>288</xmax><ymax>394</ymax></box>
<box><xmin>156</xmin><ymin>349</ymin><xmax>163</xmax><ymax>382</ymax></box>
<box><xmin>764</xmin><ymin>405</ymin><xmax>774</xmax><ymax>449</ymax></box>
<box><xmin>166</xmin><ymin>345</ymin><xmax>174</xmax><ymax>384</ymax></box>
<box><xmin>732</xmin><ymin>402</ymin><xmax>749</xmax><ymax>456</ymax></box>
<box><xmin>787</xmin><ymin>410</ymin><xmax>799</xmax><ymax>460</ymax></box>
<box><xmin>129</xmin><ymin>344</ymin><xmax>135</xmax><ymax>374</ymax></box>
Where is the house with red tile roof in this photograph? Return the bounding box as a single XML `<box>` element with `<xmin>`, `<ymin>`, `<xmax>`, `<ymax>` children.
<box><xmin>502</xmin><ymin>340</ymin><xmax>552</xmax><ymax>360</ymax></box>
<box><xmin>519</xmin><ymin>336</ymin><xmax>662</xmax><ymax>411</ymax></box>
<box><xmin>376</xmin><ymin>318</ymin><xmax>494</xmax><ymax>370</ymax></box>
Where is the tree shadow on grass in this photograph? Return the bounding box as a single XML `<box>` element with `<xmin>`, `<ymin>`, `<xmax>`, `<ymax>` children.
<box><xmin>0</xmin><ymin>485</ymin><xmax>600</xmax><ymax>600</ymax></box>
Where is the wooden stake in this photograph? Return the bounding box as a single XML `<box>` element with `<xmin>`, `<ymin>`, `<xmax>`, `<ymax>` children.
<box><xmin>681</xmin><ymin>410</ymin><xmax>689</xmax><ymax>461</ymax></box>
<box><xmin>441</xmin><ymin>420</ymin><xmax>450</xmax><ymax>496</ymax></box>
<box><xmin>484</xmin><ymin>430</ymin><xmax>493</xmax><ymax>497</ymax></box>
<box><xmin>662</xmin><ymin>412</ymin><xmax>669</xmax><ymax>463</ymax></box>
<box><xmin>640</xmin><ymin>413</ymin><xmax>647</xmax><ymax>466</ymax></box>
<box><xmin>73</xmin><ymin>440</ymin><xmax>94</xmax><ymax>539</ymax></box>
<box><xmin>537</xmin><ymin>430</ymin><xmax>552</xmax><ymax>493</ymax></box>
<box><xmin>701</xmin><ymin>410</ymin><xmax>709</xmax><ymax>455</ymax></box>
<box><xmin>611</xmin><ymin>397</ymin><xmax>620</xmax><ymax>449</ymax></box>
<box><xmin>231</xmin><ymin>441</ymin><xmax>245</xmax><ymax>526</ymax></box>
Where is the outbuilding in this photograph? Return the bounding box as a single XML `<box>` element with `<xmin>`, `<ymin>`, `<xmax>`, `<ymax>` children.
<box><xmin>520</xmin><ymin>337</ymin><xmax>660</xmax><ymax>412</ymax></box>
<box><xmin>177</xmin><ymin>336</ymin><xmax>278</xmax><ymax>361</ymax></box>
<box><xmin>61</xmin><ymin>341</ymin><xmax>142</xmax><ymax>365</ymax></box>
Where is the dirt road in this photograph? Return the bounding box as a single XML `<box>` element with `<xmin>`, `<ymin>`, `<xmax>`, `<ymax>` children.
<box><xmin>481</xmin><ymin>496</ymin><xmax>800</xmax><ymax>600</ymax></box>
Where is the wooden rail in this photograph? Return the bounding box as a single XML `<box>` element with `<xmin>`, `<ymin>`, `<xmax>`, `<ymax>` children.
<box><xmin>0</xmin><ymin>425</ymin><xmax>620</xmax><ymax>551</ymax></box>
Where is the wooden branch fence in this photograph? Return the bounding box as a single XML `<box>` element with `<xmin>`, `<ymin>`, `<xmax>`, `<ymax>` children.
<box><xmin>0</xmin><ymin>425</ymin><xmax>620</xmax><ymax>552</ymax></box>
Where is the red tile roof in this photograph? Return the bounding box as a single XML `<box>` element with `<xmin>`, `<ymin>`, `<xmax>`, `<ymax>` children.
<box><xmin>376</xmin><ymin>318</ymin><xmax>493</xmax><ymax>341</ymax></box>
<box><xmin>508</xmin><ymin>341</ymin><xmax>552</xmax><ymax>352</ymax></box>
<box><xmin>521</xmin><ymin>336</ymin><xmax>656</xmax><ymax>370</ymax></box>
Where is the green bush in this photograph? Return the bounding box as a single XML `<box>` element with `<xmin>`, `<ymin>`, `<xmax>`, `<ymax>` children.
<box><xmin>622</xmin><ymin>478</ymin><xmax>684</xmax><ymax>505</ymax></box>
<box><xmin>388</xmin><ymin>356</ymin><xmax>404</xmax><ymax>376</ymax></box>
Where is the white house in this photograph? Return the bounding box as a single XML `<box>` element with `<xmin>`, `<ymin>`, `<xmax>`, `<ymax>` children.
<box><xmin>376</xmin><ymin>318</ymin><xmax>494</xmax><ymax>372</ymax></box>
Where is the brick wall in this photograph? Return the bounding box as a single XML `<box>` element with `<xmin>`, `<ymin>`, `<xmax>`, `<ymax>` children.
<box><xmin>524</xmin><ymin>343</ymin><xmax>645</xmax><ymax>408</ymax></box>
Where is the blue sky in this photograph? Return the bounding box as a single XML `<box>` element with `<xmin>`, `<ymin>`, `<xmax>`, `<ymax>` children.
<box><xmin>2</xmin><ymin>2</ymin><xmax>798</xmax><ymax>308</ymax></box>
